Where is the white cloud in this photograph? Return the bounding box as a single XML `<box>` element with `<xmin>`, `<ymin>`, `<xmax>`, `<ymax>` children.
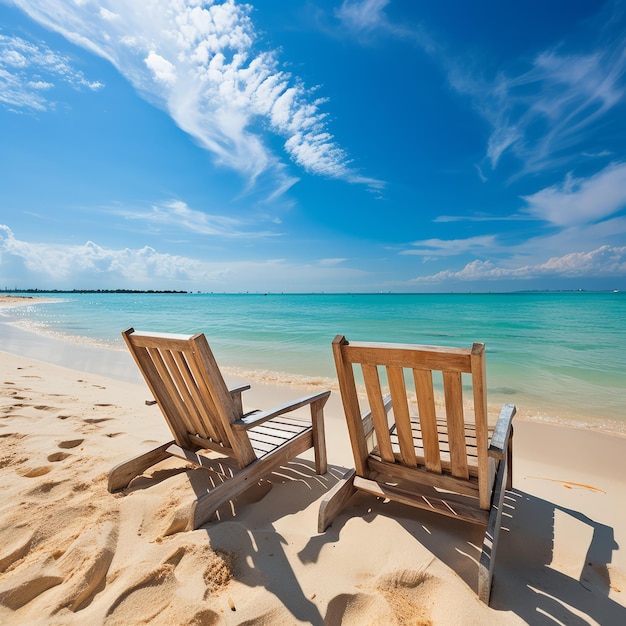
<box><xmin>410</xmin><ymin>245</ymin><xmax>626</xmax><ymax>283</ymax></box>
<box><xmin>117</xmin><ymin>199</ymin><xmax>279</xmax><ymax>238</ymax></box>
<box><xmin>402</xmin><ymin>235</ymin><xmax>498</xmax><ymax>257</ymax></box>
<box><xmin>451</xmin><ymin>42</ymin><xmax>626</xmax><ymax>174</ymax></box>
<box><xmin>522</xmin><ymin>162</ymin><xmax>626</xmax><ymax>226</ymax></box>
<box><xmin>0</xmin><ymin>225</ymin><xmax>365</xmax><ymax>290</ymax></box>
<box><xmin>335</xmin><ymin>0</ymin><xmax>390</xmax><ymax>33</ymax></box>
<box><xmin>0</xmin><ymin>33</ymin><xmax>103</xmax><ymax>112</ymax></box>
<box><xmin>144</xmin><ymin>51</ymin><xmax>176</xmax><ymax>86</ymax></box>
<box><xmin>9</xmin><ymin>0</ymin><xmax>380</xmax><ymax>195</ymax></box>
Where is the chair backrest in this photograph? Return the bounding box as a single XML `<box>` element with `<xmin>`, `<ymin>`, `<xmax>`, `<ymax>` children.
<box><xmin>123</xmin><ymin>328</ymin><xmax>256</xmax><ymax>466</ymax></box>
<box><xmin>332</xmin><ymin>335</ymin><xmax>491</xmax><ymax>506</ymax></box>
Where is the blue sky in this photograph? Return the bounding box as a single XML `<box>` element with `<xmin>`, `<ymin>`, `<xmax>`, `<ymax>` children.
<box><xmin>1</xmin><ymin>0</ymin><xmax>625</xmax><ymax>293</ymax></box>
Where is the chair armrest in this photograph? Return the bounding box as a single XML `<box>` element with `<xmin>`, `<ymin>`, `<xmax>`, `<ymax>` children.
<box><xmin>229</xmin><ymin>384</ymin><xmax>251</xmax><ymax>417</ymax></box>
<box><xmin>229</xmin><ymin>384</ymin><xmax>251</xmax><ymax>396</ymax></box>
<box><xmin>231</xmin><ymin>390</ymin><xmax>331</xmax><ymax>430</ymax></box>
<box><xmin>488</xmin><ymin>403</ymin><xmax>516</xmax><ymax>460</ymax></box>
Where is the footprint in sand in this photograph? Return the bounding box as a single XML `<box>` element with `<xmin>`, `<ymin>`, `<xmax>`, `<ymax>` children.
<box><xmin>47</xmin><ymin>452</ymin><xmax>71</xmax><ymax>462</ymax></box>
<box><xmin>58</xmin><ymin>439</ymin><xmax>84</xmax><ymax>449</ymax></box>
<box><xmin>16</xmin><ymin>466</ymin><xmax>52</xmax><ymax>478</ymax></box>
<box><xmin>84</xmin><ymin>418</ymin><xmax>112</xmax><ymax>424</ymax></box>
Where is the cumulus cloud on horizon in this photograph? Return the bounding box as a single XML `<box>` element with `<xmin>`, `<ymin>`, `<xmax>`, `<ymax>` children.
<box><xmin>0</xmin><ymin>225</ymin><xmax>365</xmax><ymax>290</ymax></box>
<box><xmin>3</xmin><ymin>226</ymin><xmax>624</xmax><ymax>291</ymax></box>
<box><xmin>410</xmin><ymin>245</ymin><xmax>626</xmax><ymax>283</ymax></box>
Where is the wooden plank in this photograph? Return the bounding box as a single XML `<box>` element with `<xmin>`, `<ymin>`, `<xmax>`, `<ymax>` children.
<box><xmin>191</xmin><ymin>430</ymin><xmax>314</xmax><ymax>528</ymax></box>
<box><xmin>478</xmin><ymin>454</ymin><xmax>508</xmax><ymax>604</ymax></box>
<box><xmin>362</xmin><ymin>363</ymin><xmax>395</xmax><ymax>462</ymax></box>
<box><xmin>318</xmin><ymin>469</ymin><xmax>357</xmax><ymax>532</ymax></box>
<box><xmin>342</xmin><ymin>342</ymin><xmax>472</xmax><ymax>373</ymax></box>
<box><xmin>310</xmin><ymin>396</ymin><xmax>328</xmax><ymax>475</ymax></box>
<box><xmin>333</xmin><ymin>336</ymin><xmax>369</xmax><ymax>476</ymax></box>
<box><xmin>413</xmin><ymin>368</ymin><xmax>441</xmax><ymax>473</ymax></box>
<box><xmin>163</xmin><ymin>349</ymin><xmax>206</xmax><ymax>438</ymax></box>
<box><xmin>353</xmin><ymin>476</ymin><xmax>488</xmax><ymax>525</ymax></box>
<box><xmin>387</xmin><ymin>366</ymin><xmax>417</xmax><ymax>467</ymax></box>
<box><xmin>367</xmin><ymin>457</ymin><xmax>480</xmax><ymax>497</ymax></box>
<box><xmin>171</xmin><ymin>348</ymin><xmax>220</xmax><ymax>441</ymax></box>
<box><xmin>189</xmin><ymin>433</ymin><xmax>235</xmax><ymax>457</ymax></box>
<box><xmin>488</xmin><ymin>404</ymin><xmax>516</xmax><ymax>459</ymax></box>
<box><xmin>147</xmin><ymin>347</ymin><xmax>188</xmax><ymax>422</ymax></box>
<box><xmin>232</xmin><ymin>391</ymin><xmax>331</xmax><ymax>429</ymax></box>
<box><xmin>443</xmin><ymin>370</ymin><xmax>469</xmax><ymax>480</ymax></box>
<box><xmin>188</xmin><ymin>336</ymin><xmax>257</xmax><ymax>467</ymax></box>
<box><xmin>470</xmin><ymin>342</ymin><xmax>491</xmax><ymax>510</ymax></box>
<box><xmin>108</xmin><ymin>441</ymin><xmax>174</xmax><ymax>492</ymax></box>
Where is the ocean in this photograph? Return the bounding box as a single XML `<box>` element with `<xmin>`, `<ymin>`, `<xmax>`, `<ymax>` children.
<box><xmin>1</xmin><ymin>291</ymin><xmax>624</xmax><ymax>431</ymax></box>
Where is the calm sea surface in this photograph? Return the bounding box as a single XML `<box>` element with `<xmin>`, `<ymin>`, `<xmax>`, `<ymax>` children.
<box><xmin>2</xmin><ymin>292</ymin><xmax>625</xmax><ymax>430</ymax></box>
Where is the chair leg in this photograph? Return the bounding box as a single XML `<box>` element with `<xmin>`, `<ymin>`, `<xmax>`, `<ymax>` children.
<box><xmin>506</xmin><ymin>426</ymin><xmax>513</xmax><ymax>490</ymax></box>
<box><xmin>318</xmin><ymin>468</ymin><xmax>357</xmax><ymax>533</ymax></box>
<box><xmin>311</xmin><ymin>398</ymin><xmax>328</xmax><ymax>475</ymax></box>
<box><xmin>478</xmin><ymin>456</ymin><xmax>508</xmax><ymax>604</ymax></box>
<box><xmin>108</xmin><ymin>441</ymin><xmax>174</xmax><ymax>492</ymax></box>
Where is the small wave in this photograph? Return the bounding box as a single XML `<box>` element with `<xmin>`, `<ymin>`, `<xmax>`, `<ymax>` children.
<box><xmin>6</xmin><ymin>320</ymin><xmax>124</xmax><ymax>352</ymax></box>
<box><xmin>221</xmin><ymin>365</ymin><xmax>339</xmax><ymax>391</ymax></box>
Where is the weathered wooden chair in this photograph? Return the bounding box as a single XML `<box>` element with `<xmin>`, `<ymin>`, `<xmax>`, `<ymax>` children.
<box><xmin>319</xmin><ymin>335</ymin><xmax>515</xmax><ymax>604</ymax></box>
<box><xmin>109</xmin><ymin>328</ymin><xmax>329</xmax><ymax>530</ymax></box>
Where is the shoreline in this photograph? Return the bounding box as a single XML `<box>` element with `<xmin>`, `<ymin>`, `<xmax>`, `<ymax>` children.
<box><xmin>1</xmin><ymin>296</ymin><xmax>624</xmax><ymax>438</ymax></box>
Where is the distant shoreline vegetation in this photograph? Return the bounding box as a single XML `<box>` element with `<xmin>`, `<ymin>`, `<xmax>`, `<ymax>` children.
<box><xmin>1</xmin><ymin>289</ymin><xmax>188</xmax><ymax>294</ymax></box>
<box><xmin>0</xmin><ymin>288</ymin><xmax>620</xmax><ymax>295</ymax></box>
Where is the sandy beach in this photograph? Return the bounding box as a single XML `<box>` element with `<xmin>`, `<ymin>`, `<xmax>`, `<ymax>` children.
<box><xmin>0</xmin><ymin>296</ymin><xmax>625</xmax><ymax>624</ymax></box>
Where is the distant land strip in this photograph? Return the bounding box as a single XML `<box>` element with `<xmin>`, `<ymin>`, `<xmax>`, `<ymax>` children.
<box><xmin>0</xmin><ymin>289</ymin><xmax>188</xmax><ymax>294</ymax></box>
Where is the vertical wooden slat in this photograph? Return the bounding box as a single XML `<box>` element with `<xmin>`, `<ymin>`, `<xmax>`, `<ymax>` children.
<box><xmin>413</xmin><ymin>369</ymin><xmax>441</xmax><ymax>473</ymax></box>
<box><xmin>122</xmin><ymin>329</ymin><xmax>191</xmax><ymax>447</ymax></box>
<box><xmin>333</xmin><ymin>336</ymin><xmax>370</xmax><ymax>476</ymax></box>
<box><xmin>387</xmin><ymin>366</ymin><xmax>417</xmax><ymax>467</ymax></box>
<box><xmin>443</xmin><ymin>370</ymin><xmax>469</xmax><ymax>479</ymax></box>
<box><xmin>161</xmin><ymin>349</ymin><xmax>205</xmax><ymax>436</ymax></box>
<box><xmin>471</xmin><ymin>342</ymin><xmax>490</xmax><ymax>508</ymax></box>
<box><xmin>147</xmin><ymin>347</ymin><xmax>196</xmax><ymax>437</ymax></box>
<box><xmin>172</xmin><ymin>350</ymin><xmax>226</xmax><ymax>443</ymax></box>
<box><xmin>362</xmin><ymin>364</ymin><xmax>395</xmax><ymax>462</ymax></box>
<box><xmin>190</xmin><ymin>335</ymin><xmax>256</xmax><ymax>467</ymax></box>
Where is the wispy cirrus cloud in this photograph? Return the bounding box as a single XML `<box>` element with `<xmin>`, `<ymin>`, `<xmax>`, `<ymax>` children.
<box><xmin>0</xmin><ymin>33</ymin><xmax>103</xmax><ymax>112</ymax></box>
<box><xmin>451</xmin><ymin>43</ymin><xmax>626</xmax><ymax>174</ymax></box>
<box><xmin>401</xmin><ymin>235</ymin><xmax>498</xmax><ymax>257</ymax></box>
<box><xmin>8</xmin><ymin>0</ymin><xmax>381</xmax><ymax>195</ymax></box>
<box><xmin>117</xmin><ymin>199</ymin><xmax>279</xmax><ymax>238</ymax></box>
<box><xmin>335</xmin><ymin>0</ymin><xmax>390</xmax><ymax>34</ymax></box>
<box><xmin>521</xmin><ymin>161</ymin><xmax>626</xmax><ymax>226</ymax></box>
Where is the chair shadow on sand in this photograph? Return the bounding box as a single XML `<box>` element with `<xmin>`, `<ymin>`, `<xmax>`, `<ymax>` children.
<box><xmin>126</xmin><ymin>456</ymin><xmax>337</xmax><ymax>624</ymax></box>
<box><xmin>299</xmin><ymin>470</ymin><xmax>626</xmax><ymax>625</ymax></box>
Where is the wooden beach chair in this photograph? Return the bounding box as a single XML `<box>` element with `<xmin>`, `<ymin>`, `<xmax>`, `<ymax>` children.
<box><xmin>108</xmin><ymin>328</ymin><xmax>330</xmax><ymax>530</ymax></box>
<box><xmin>319</xmin><ymin>335</ymin><xmax>515</xmax><ymax>604</ymax></box>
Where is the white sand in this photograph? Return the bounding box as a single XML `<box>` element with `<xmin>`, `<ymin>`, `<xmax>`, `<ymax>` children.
<box><xmin>0</xmin><ymin>296</ymin><xmax>624</xmax><ymax>624</ymax></box>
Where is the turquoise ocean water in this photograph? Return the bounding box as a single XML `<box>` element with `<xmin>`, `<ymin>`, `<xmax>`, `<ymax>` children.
<box><xmin>1</xmin><ymin>292</ymin><xmax>624</xmax><ymax>430</ymax></box>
